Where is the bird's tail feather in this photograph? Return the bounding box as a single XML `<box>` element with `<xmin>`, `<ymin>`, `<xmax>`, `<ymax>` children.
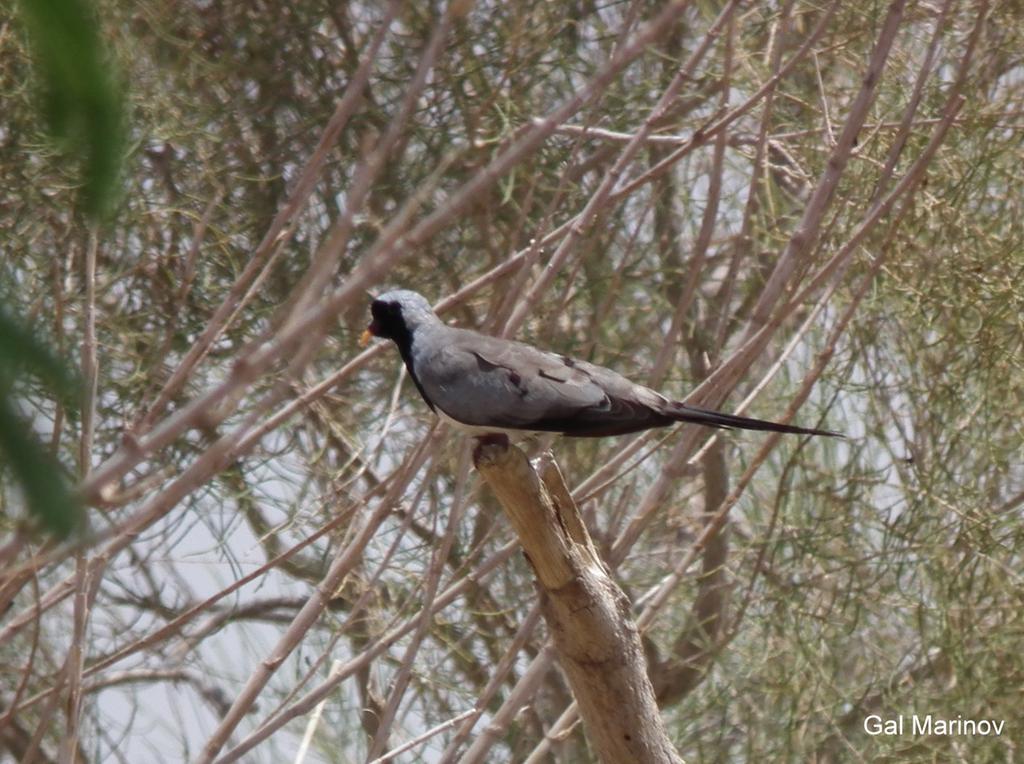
<box><xmin>667</xmin><ymin>402</ymin><xmax>841</xmax><ymax>438</ymax></box>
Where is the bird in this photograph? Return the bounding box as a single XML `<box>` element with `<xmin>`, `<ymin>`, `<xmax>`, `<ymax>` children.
<box><xmin>361</xmin><ymin>289</ymin><xmax>840</xmax><ymax>440</ymax></box>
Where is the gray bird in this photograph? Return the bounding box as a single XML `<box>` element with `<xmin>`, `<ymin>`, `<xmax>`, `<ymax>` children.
<box><xmin>362</xmin><ymin>289</ymin><xmax>839</xmax><ymax>439</ymax></box>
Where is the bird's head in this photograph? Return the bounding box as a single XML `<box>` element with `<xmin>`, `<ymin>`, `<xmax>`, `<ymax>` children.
<box><xmin>360</xmin><ymin>289</ymin><xmax>438</xmax><ymax>347</ymax></box>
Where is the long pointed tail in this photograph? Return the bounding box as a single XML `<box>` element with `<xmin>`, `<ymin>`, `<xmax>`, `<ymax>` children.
<box><xmin>667</xmin><ymin>402</ymin><xmax>842</xmax><ymax>438</ymax></box>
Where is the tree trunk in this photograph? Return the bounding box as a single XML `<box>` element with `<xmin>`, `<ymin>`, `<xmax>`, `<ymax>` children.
<box><xmin>475</xmin><ymin>441</ymin><xmax>685</xmax><ymax>764</ymax></box>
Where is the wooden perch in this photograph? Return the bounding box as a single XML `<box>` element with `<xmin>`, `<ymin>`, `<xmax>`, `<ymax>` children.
<box><xmin>474</xmin><ymin>440</ymin><xmax>685</xmax><ymax>764</ymax></box>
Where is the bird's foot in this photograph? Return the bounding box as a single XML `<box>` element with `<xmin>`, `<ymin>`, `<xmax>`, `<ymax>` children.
<box><xmin>472</xmin><ymin>433</ymin><xmax>510</xmax><ymax>468</ymax></box>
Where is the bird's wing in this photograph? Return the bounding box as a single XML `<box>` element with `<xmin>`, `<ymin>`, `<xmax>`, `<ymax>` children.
<box><xmin>414</xmin><ymin>327</ymin><xmax>673</xmax><ymax>436</ymax></box>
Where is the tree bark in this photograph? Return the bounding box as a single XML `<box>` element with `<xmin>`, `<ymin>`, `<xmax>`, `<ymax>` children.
<box><xmin>474</xmin><ymin>441</ymin><xmax>685</xmax><ymax>764</ymax></box>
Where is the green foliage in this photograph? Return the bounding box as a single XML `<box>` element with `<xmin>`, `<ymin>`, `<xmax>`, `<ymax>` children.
<box><xmin>0</xmin><ymin>310</ymin><xmax>82</xmax><ymax>538</ymax></box>
<box><xmin>16</xmin><ymin>0</ymin><xmax>125</xmax><ymax>219</ymax></box>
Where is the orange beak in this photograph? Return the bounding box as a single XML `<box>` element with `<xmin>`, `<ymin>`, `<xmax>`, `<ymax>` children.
<box><xmin>359</xmin><ymin>328</ymin><xmax>374</xmax><ymax>348</ymax></box>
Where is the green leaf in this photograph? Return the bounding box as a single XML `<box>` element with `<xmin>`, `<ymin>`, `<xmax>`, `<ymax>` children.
<box><xmin>0</xmin><ymin>396</ymin><xmax>81</xmax><ymax>539</ymax></box>
<box><xmin>0</xmin><ymin>310</ymin><xmax>80</xmax><ymax>410</ymax></box>
<box><xmin>0</xmin><ymin>311</ymin><xmax>82</xmax><ymax>538</ymax></box>
<box><xmin>17</xmin><ymin>0</ymin><xmax>125</xmax><ymax>220</ymax></box>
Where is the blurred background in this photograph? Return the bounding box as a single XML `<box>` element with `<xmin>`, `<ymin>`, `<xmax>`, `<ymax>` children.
<box><xmin>1</xmin><ymin>1</ymin><xmax>1021</xmax><ymax>761</ymax></box>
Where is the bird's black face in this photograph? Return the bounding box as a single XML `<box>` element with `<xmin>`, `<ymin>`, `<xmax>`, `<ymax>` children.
<box><xmin>365</xmin><ymin>296</ymin><xmax>419</xmax><ymax>373</ymax></box>
<box><xmin>366</xmin><ymin>298</ymin><xmax>410</xmax><ymax>344</ymax></box>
